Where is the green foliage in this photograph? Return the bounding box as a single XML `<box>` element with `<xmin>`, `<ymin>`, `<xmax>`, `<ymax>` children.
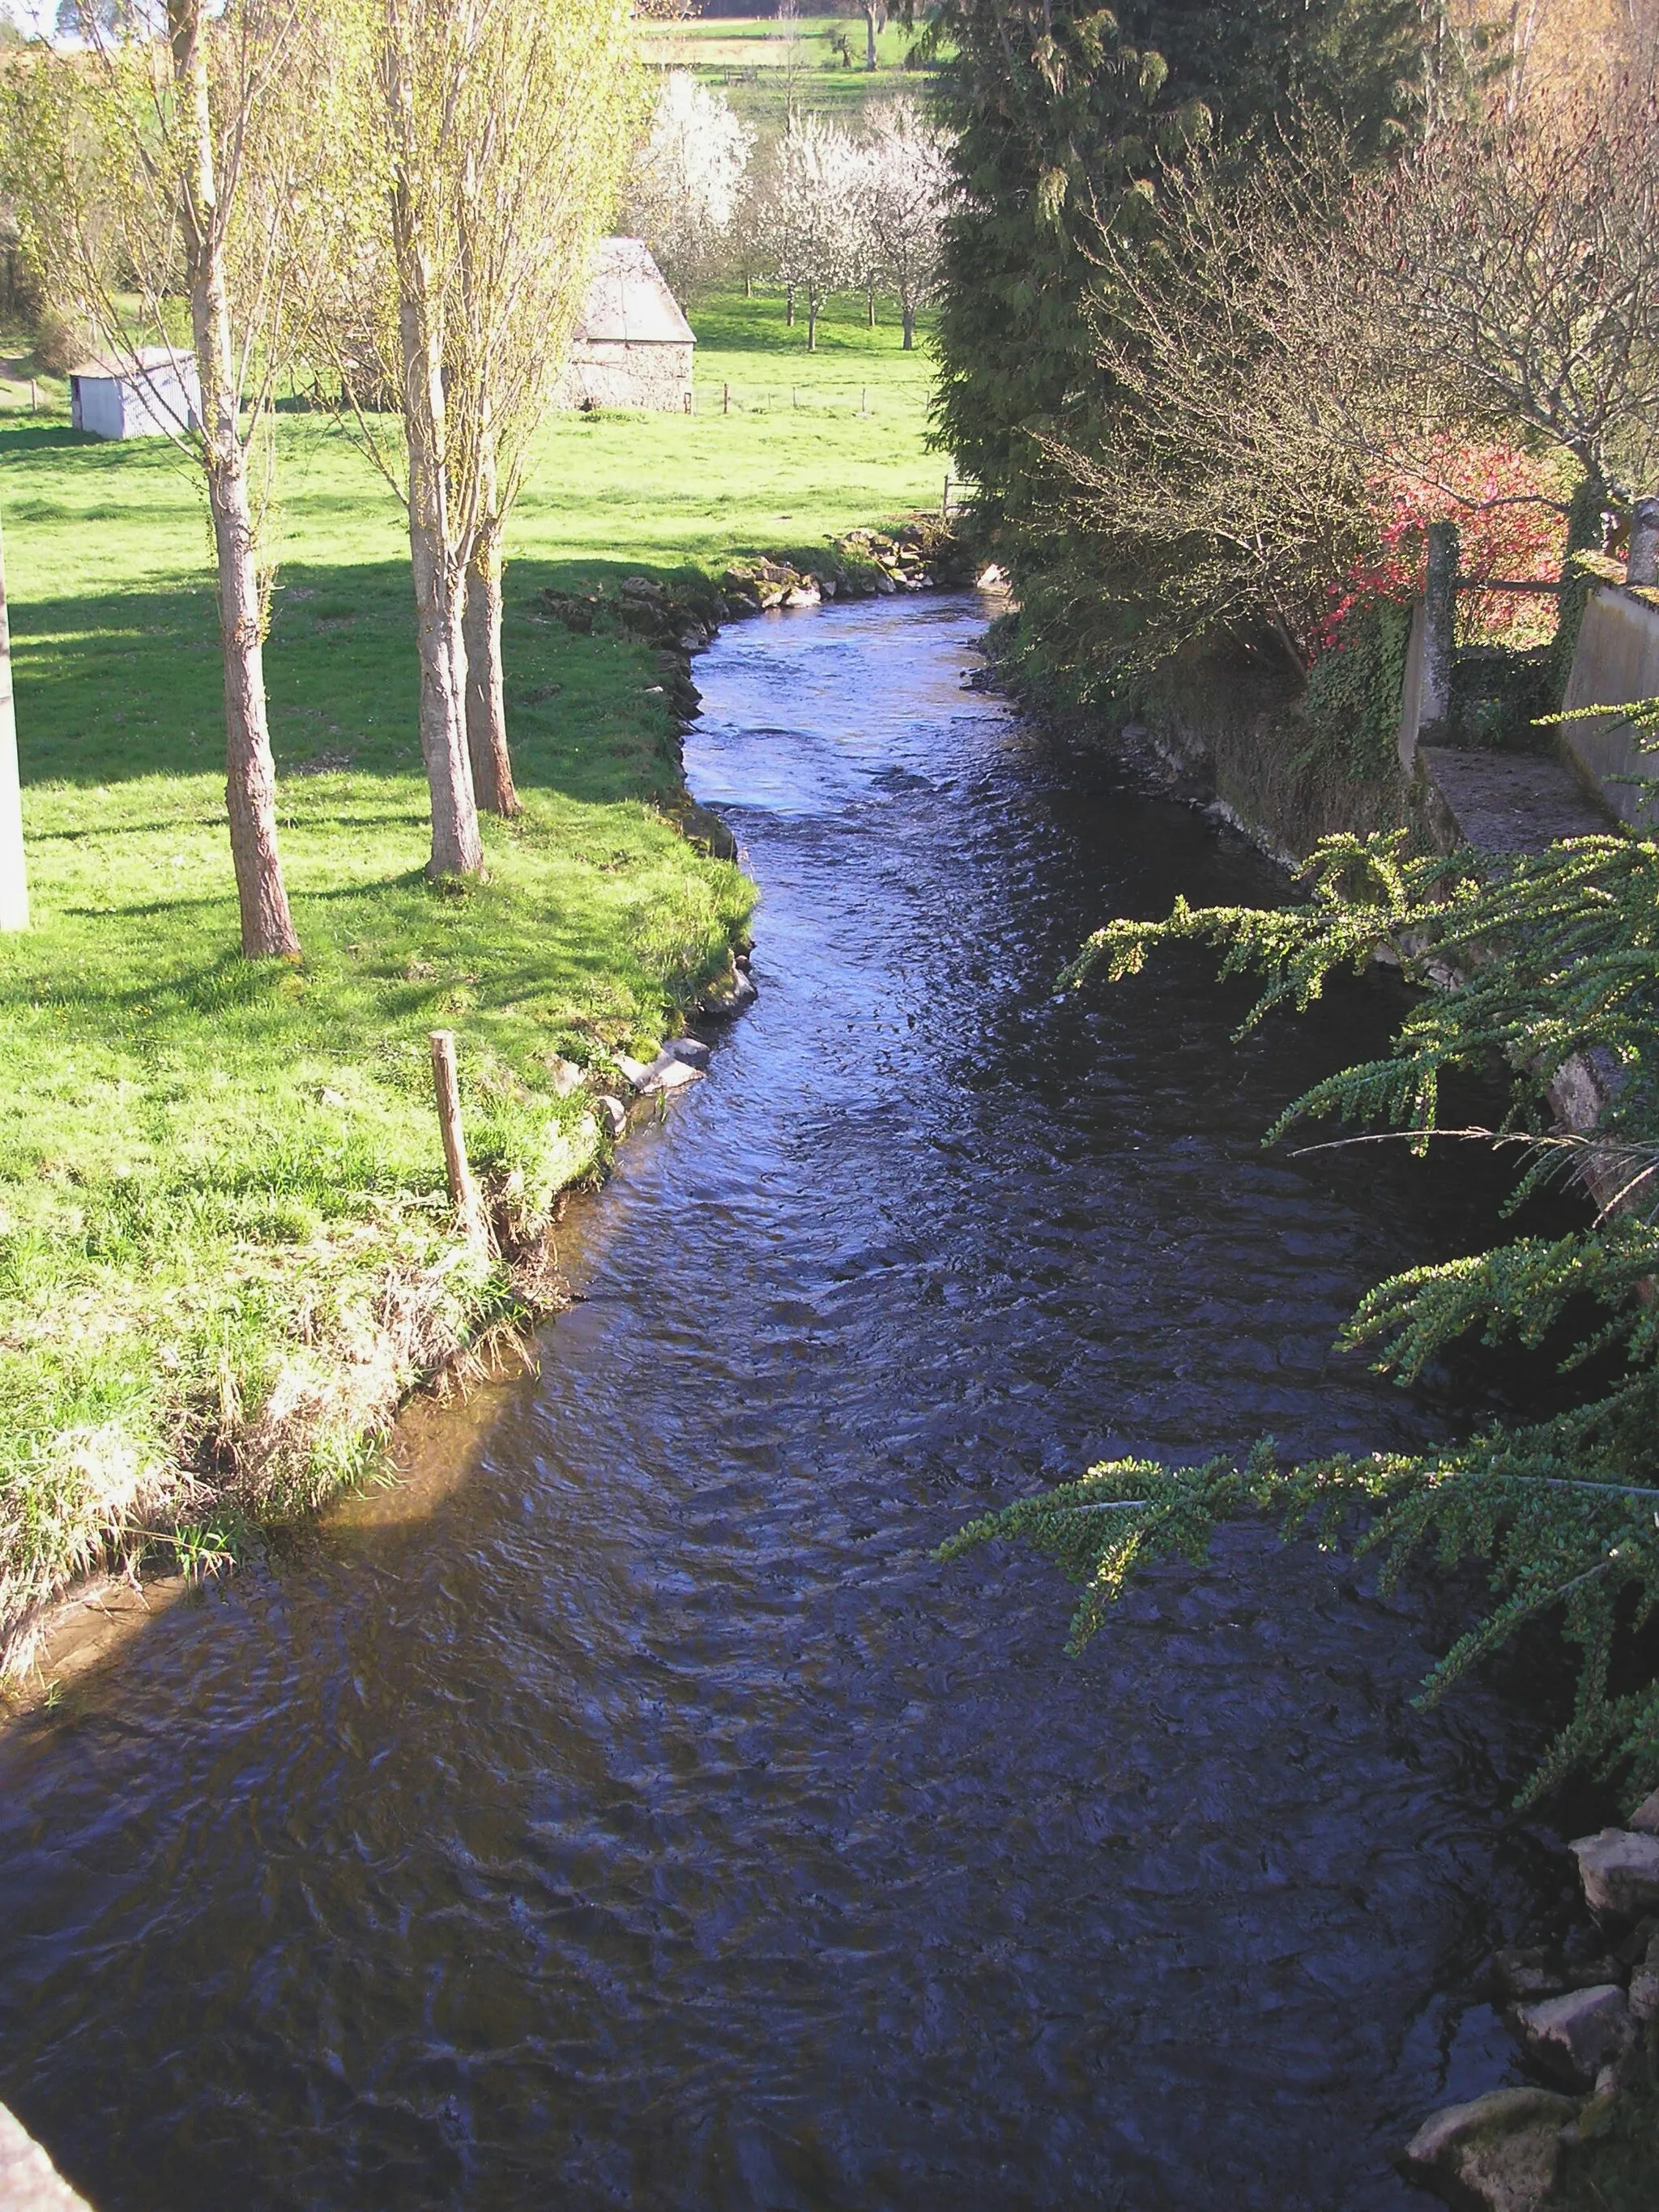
<box><xmin>922</xmin><ymin>0</ymin><xmax>1426</xmax><ymax>705</ymax></box>
<box><xmin>1299</xmin><ymin>597</ymin><xmax>1413</xmax><ymax>778</ymax></box>
<box><xmin>948</xmin><ymin>827</ymin><xmax>1659</xmax><ymax>1810</ymax></box>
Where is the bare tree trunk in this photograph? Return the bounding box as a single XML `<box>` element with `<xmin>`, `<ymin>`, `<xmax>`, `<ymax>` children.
<box><xmin>0</xmin><ymin>507</ymin><xmax>27</xmax><ymax>932</ymax></box>
<box><xmin>786</xmin><ymin>283</ymin><xmax>795</xmax><ymax>326</ymax></box>
<box><xmin>867</xmin><ymin>280</ymin><xmax>876</xmax><ymax>327</ymax></box>
<box><xmin>463</xmin><ymin>513</ymin><xmax>518</xmax><ymax>817</ymax></box>
<box><xmin>902</xmin><ymin>295</ymin><xmax>916</xmax><ymax>350</ymax></box>
<box><xmin>170</xmin><ymin>0</ymin><xmax>299</xmax><ymax>959</ymax></box>
<box><xmin>386</xmin><ymin>35</ymin><xmax>484</xmax><ymax>880</ymax></box>
<box><xmin>402</xmin><ymin>364</ymin><xmax>482</xmax><ymax>876</ymax></box>
<box><xmin>808</xmin><ymin>283</ymin><xmax>819</xmax><ymax>351</ymax></box>
<box><xmin>864</xmin><ymin>2</ymin><xmax>878</xmax><ymax>69</ymax></box>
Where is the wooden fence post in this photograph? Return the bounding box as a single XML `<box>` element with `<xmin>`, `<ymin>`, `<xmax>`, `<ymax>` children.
<box><xmin>1627</xmin><ymin>497</ymin><xmax>1659</xmax><ymax>588</ymax></box>
<box><xmin>1419</xmin><ymin>518</ymin><xmax>1459</xmax><ymax>743</ymax></box>
<box><xmin>429</xmin><ymin>1029</ymin><xmax>485</xmax><ymax>1245</ymax></box>
<box><xmin>723</xmin><ymin>381</ymin><xmax>730</xmax><ymax>416</ymax></box>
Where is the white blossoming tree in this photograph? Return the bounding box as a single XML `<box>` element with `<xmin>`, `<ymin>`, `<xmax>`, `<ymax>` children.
<box><xmin>629</xmin><ymin>70</ymin><xmax>753</xmax><ymax>294</ymax></box>
<box><xmin>757</xmin><ymin>113</ymin><xmax>863</xmax><ymax>351</ymax></box>
<box><xmin>862</xmin><ymin>96</ymin><xmax>949</xmax><ymax>350</ymax></box>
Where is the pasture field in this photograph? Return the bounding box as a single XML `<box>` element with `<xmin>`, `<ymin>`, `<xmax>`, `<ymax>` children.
<box><xmin>0</xmin><ymin>288</ymin><xmax>941</xmax><ymax>1666</ymax></box>
<box><xmin>639</xmin><ymin>10</ymin><xmax>935</xmax><ymax>124</ymax></box>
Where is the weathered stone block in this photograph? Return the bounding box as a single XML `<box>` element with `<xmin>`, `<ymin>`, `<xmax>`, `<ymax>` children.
<box><xmin>1512</xmin><ymin>1983</ymin><xmax>1631</xmax><ymax>2086</ymax></box>
<box><xmin>1571</xmin><ymin>1827</ymin><xmax>1659</xmax><ymax>1917</ymax></box>
<box><xmin>1401</xmin><ymin>2086</ymin><xmax>1576</xmax><ymax>2212</ymax></box>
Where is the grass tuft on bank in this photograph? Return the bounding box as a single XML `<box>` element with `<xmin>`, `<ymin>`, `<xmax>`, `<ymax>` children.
<box><xmin>0</xmin><ymin>288</ymin><xmax>940</xmax><ymax>1669</ymax></box>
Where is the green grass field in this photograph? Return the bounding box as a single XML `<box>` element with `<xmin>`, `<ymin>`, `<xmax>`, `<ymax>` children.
<box><xmin>642</xmin><ymin>10</ymin><xmax>936</xmax><ymax>126</ymax></box>
<box><xmin>0</xmin><ymin>287</ymin><xmax>941</xmax><ymax>1665</ymax></box>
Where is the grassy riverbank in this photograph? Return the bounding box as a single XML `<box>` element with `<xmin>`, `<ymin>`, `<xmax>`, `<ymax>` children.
<box><xmin>0</xmin><ymin>288</ymin><xmax>940</xmax><ymax>1672</ymax></box>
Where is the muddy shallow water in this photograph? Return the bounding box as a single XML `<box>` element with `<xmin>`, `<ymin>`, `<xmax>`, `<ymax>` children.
<box><xmin>0</xmin><ymin>595</ymin><xmax>1560</xmax><ymax>2210</ymax></box>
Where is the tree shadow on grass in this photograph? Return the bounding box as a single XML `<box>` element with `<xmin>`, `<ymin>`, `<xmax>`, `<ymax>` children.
<box><xmin>10</xmin><ymin>556</ymin><xmax>706</xmax><ymax>808</ymax></box>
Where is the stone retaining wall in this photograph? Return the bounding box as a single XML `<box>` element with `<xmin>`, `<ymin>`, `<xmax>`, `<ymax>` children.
<box><xmin>1559</xmin><ymin>585</ymin><xmax>1659</xmax><ymax>829</ymax></box>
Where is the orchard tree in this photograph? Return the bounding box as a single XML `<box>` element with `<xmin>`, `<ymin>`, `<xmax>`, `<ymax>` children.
<box><xmin>757</xmin><ymin>113</ymin><xmax>862</xmax><ymax>349</ymax></box>
<box><xmin>863</xmin><ymin>96</ymin><xmax>949</xmax><ymax>348</ymax></box>
<box><xmin>6</xmin><ymin>0</ymin><xmax>343</xmax><ymax>957</ymax></box>
<box><xmin>629</xmin><ymin>70</ymin><xmax>753</xmax><ymax>294</ymax></box>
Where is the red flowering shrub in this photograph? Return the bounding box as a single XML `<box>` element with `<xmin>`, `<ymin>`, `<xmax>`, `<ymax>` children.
<box><xmin>1320</xmin><ymin>440</ymin><xmax>1570</xmax><ymax>651</ymax></box>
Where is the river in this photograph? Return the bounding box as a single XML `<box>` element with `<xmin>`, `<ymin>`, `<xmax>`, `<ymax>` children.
<box><xmin>0</xmin><ymin>594</ymin><xmax>1560</xmax><ymax>2210</ymax></box>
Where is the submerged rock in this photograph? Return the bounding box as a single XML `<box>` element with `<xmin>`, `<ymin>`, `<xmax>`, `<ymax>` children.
<box><xmin>1572</xmin><ymin>1828</ymin><xmax>1659</xmax><ymax>1918</ymax></box>
<box><xmin>1511</xmin><ymin>1984</ymin><xmax>1632</xmax><ymax>2086</ymax></box>
<box><xmin>639</xmin><ymin>1055</ymin><xmax>702</xmax><ymax>1096</ymax></box>
<box><xmin>663</xmin><ymin>1037</ymin><xmax>711</xmax><ymax>1070</ymax></box>
<box><xmin>678</xmin><ymin>799</ymin><xmax>737</xmax><ymax>862</ymax></box>
<box><xmin>1401</xmin><ymin>2086</ymin><xmax>1576</xmax><ymax>2212</ymax></box>
<box><xmin>699</xmin><ymin>964</ymin><xmax>758</xmax><ymax>1016</ymax></box>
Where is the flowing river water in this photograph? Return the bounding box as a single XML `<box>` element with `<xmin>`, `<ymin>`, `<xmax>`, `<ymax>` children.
<box><xmin>0</xmin><ymin>595</ymin><xmax>1567</xmax><ymax>2210</ymax></box>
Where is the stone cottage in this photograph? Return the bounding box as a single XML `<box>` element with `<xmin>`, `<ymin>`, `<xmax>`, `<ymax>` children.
<box><xmin>554</xmin><ymin>238</ymin><xmax>695</xmax><ymax>413</ymax></box>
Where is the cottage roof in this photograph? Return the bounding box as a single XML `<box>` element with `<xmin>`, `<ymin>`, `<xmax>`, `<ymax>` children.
<box><xmin>66</xmin><ymin>346</ymin><xmax>196</xmax><ymax>382</ymax></box>
<box><xmin>574</xmin><ymin>239</ymin><xmax>694</xmax><ymax>348</ymax></box>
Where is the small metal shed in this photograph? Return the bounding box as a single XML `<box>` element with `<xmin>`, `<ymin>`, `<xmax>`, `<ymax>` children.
<box><xmin>68</xmin><ymin>348</ymin><xmax>201</xmax><ymax>440</ymax></box>
<box><xmin>555</xmin><ymin>239</ymin><xmax>695</xmax><ymax>414</ymax></box>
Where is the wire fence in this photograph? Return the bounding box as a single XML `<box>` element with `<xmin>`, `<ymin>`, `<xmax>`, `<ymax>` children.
<box><xmin>688</xmin><ymin>377</ymin><xmax>929</xmax><ymax>420</ymax></box>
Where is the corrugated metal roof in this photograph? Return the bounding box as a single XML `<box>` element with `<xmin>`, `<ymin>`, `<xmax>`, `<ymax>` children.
<box><xmin>573</xmin><ymin>239</ymin><xmax>695</xmax><ymax>348</ymax></box>
<box><xmin>66</xmin><ymin>346</ymin><xmax>197</xmax><ymax>382</ymax></box>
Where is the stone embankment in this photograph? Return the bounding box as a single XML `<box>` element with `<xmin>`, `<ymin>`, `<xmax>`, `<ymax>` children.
<box><xmin>1402</xmin><ymin>1792</ymin><xmax>1659</xmax><ymax>2210</ymax></box>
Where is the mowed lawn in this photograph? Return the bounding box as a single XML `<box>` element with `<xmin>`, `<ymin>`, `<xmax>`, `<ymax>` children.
<box><xmin>0</xmin><ymin>290</ymin><xmax>941</xmax><ymax>1656</ymax></box>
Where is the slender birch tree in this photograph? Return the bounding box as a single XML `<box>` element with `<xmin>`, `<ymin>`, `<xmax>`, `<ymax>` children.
<box><xmin>322</xmin><ymin>0</ymin><xmax>637</xmax><ymax>850</ymax></box>
<box><xmin>452</xmin><ymin>0</ymin><xmax>639</xmax><ymax>819</ymax></box>
<box><xmin>0</xmin><ymin>507</ymin><xmax>27</xmax><ymax>934</ymax></box>
<box><xmin>5</xmin><ymin>0</ymin><xmax>341</xmax><ymax>957</ymax></box>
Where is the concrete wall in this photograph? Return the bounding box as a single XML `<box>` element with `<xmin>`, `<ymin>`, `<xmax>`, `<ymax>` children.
<box><xmin>1559</xmin><ymin>586</ymin><xmax>1659</xmax><ymax>829</ymax></box>
<box><xmin>70</xmin><ymin>366</ymin><xmax>198</xmax><ymax>440</ymax></box>
<box><xmin>70</xmin><ymin>377</ymin><xmax>124</xmax><ymax>439</ymax></box>
<box><xmin>0</xmin><ymin>2105</ymin><xmax>94</xmax><ymax>2210</ymax></box>
<box><xmin>554</xmin><ymin>339</ymin><xmax>693</xmax><ymax>413</ymax></box>
<box><xmin>121</xmin><ymin>364</ymin><xmax>197</xmax><ymax>437</ymax></box>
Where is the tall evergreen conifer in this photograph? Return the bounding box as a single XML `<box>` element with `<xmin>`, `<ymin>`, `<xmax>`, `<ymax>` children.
<box><xmin>923</xmin><ymin>2</ymin><xmax>1423</xmax><ymax>692</ymax></box>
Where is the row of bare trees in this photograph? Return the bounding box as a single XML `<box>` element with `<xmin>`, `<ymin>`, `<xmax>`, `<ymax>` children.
<box><xmin>1041</xmin><ymin>84</ymin><xmax>1659</xmax><ymax>681</ymax></box>
<box><xmin>2</xmin><ymin>0</ymin><xmax>640</xmax><ymax>955</ymax></box>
